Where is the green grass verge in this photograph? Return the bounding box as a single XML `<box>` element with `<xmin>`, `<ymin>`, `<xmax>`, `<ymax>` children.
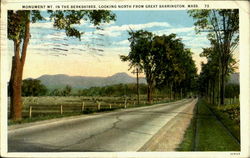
<box><xmin>208</xmin><ymin>104</ymin><xmax>240</xmax><ymax>141</ymax></box>
<box><xmin>177</xmin><ymin>104</ymin><xmax>197</xmax><ymax>151</ymax></box>
<box><xmin>178</xmin><ymin>99</ymin><xmax>240</xmax><ymax>151</ymax></box>
<box><xmin>8</xmin><ymin>112</ymin><xmax>82</xmax><ymax>126</ymax></box>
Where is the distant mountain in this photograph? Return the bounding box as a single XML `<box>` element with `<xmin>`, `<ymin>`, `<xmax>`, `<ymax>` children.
<box><xmin>227</xmin><ymin>73</ymin><xmax>239</xmax><ymax>84</ymax></box>
<box><xmin>36</xmin><ymin>72</ymin><xmax>146</xmax><ymax>90</ymax></box>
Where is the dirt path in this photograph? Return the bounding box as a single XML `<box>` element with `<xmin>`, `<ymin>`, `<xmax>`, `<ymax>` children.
<box><xmin>139</xmin><ymin>98</ymin><xmax>197</xmax><ymax>151</ymax></box>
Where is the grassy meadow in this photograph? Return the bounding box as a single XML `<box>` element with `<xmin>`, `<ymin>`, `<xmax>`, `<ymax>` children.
<box><xmin>8</xmin><ymin>95</ymin><xmax>173</xmax><ymax>125</ymax></box>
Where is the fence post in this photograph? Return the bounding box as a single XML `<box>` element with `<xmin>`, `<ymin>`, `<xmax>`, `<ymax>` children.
<box><xmin>29</xmin><ymin>106</ymin><xmax>32</xmax><ymax>118</ymax></box>
<box><xmin>82</xmin><ymin>102</ymin><xmax>85</xmax><ymax>112</ymax></box>
<box><xmin>60</xmin><ymin>104</ymin><xmax>63</xmax><ymax>115</ymax></box>
<box><xmin>97</xmin><ymin>102</ymin><xmax>101</xmax><ymax>110</ymax></box>
<box><xmin>109</xmin><ymin>104</ymin><xmax>112</xmax><ymax>109</ymax></box>
<box><xmin>124</xmin><ymin>99</ymin><xmax>127</xmax><ymax>108</ymax></box>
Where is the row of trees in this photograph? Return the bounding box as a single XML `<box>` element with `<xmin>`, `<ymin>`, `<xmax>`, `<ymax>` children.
<box><xmin>188</xmin><ymin>9</ymin><xmax>239</xmax><ymax>105</ymax></box>
<box><xmin>121</xmin><ymin>30</ymin><xmax>197</xmax><ymax>103</ymax></box>
<box><xmin>9</xmin><ymin>79</ymin><xmax>72</xmax><ymax>97</ymax></box>
<box><xmin>20</xmin><ymin>80</ymin><xmax>193</xmax><ymax>99</ymax></box>
<box><xmin>77</xmin><ymin>83</ymin><xmax>148</xmax><ymax>97</ymax></box>
<box><xmin>50</xmin><ymin>85</ymin><xmax>72</xmax><ymax>96</ymax></box>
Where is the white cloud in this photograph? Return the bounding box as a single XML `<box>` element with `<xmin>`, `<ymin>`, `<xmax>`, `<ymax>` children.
<box><xmin>44</xmin><ymin>32</ymin><xmax>67</xmax><ymax>39</ymax></box>
<box><xmin>154</xmin><ymin>26</ymin><xmax>195</xmax><ymax>35</ymax></box>
<box><xmin>106</xmin><ymin>22</ymin><xmax>171</xmax><ymax>32</ymax></box>
<box><xmin>30</xmin><ymin>21</ymin><xmax>54</xmax><ymax>29</ymax></box>
<box><xmin>71</xmin><ymin>19</ymin><xmax>89</xmax><ymax>27</ymax></box>
<box><xmin>115</xmin><ymin>40</ymin><xmax>129</xmax><ymax>46</ymax></box>
<box><xmin>44</xmin><ymin>17</ymin><xmax>50</xmax><ymax>21</ymax></box>
<box><xmin>101</xmin><ymin>30</ymin><xmax>122</xmax><ymax>37</ymax></box>
<box><xmin>184</xmin><ymin>36</ymin><xmax>209</xmax><ymax>51</ymax></box>
<box><xmin>90</xmin><ymin>22</ymin><xmax>171</xmax><ymax>38</ymax></box>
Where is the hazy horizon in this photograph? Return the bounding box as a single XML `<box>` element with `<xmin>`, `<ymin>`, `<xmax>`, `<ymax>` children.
<box><xmin>24</xmin><ymin>72</ymin><xmax>143</xmax><ymax>80</ymax></box>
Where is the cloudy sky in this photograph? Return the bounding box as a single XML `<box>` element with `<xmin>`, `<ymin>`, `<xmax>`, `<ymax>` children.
<box><xmin>8</xmin><ymin>10</ymin><xmax>210</xmax><ymax>79</ymax></box>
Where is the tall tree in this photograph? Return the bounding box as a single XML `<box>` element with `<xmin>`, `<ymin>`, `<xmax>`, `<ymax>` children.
<box><xmin>121</xmin><ymin>30</ymin><xmax>155</xmax><ymax>103</ymax></box>
<box><xmin>121</xmin><ymin>31</ymin><xmax>197</xmax><ymax>102</ymax></box>
<box><xmin>153</xmin><ymin>34</ymin><xmax>197</xmax><ymax>98</ymax></box>
<box><xmin>8</xmin><ymin>10</ymin><xmax>116</xmax><ymax>120</ymax></box>
<box><xmin>198</xmin><ymin>45</ymin><xmax>237</xmax><ymax>104</ymax></box>
<box><xmin>188</xmin><ymin>9</ymin><xmax>239</xmax><ymax>105</ymax></box>
<box><xmin>61</xmin><ymin>85</ymin><xmax>72</xmax><ymax>96</ymax></box>
<box><xmin>199</xmin><ymin>47</ymin><xmax>220</xmax><ymax>104</ymax></box>
<box><xmin>22</xmin><ymin>79</ymin><xmax>48</xmax><ymax>96</ymax></box>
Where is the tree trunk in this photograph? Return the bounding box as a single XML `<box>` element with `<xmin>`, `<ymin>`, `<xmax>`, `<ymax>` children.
<box><xmin>212</xmin><ymin>81</ymin><xmax>215</xmax><ymax>104</ymax></box>
<box><xmin>9</xmin><ymin>16</ymin><xmax>30</xmax><ymax>121</ymax></box>
<box><xmin>180</xmin><ymin>88</ymin><xmax>182</xmax><ymax>99</ymax></box>
<box><xmin>220</xmin><ymin>67</ymin><xmax>225</xmax><ymax>105</ymax></box>
<box><xmin>10</xmin><ymin>41</ymin><xmax>24</xmax><ymax>121</ymax></box>
<box><xmin>147</xmin><ymin>84</ymin><xmax>153</xmax><ymax>103</ymax></box>
<box><xmin>10</xmin><ymin>64</ymin><xmax>24</xmax><ymax>120</ymax></box>
<box><xmin>136</xmin><ymin>68</ymin><xmax>140</xmax><ymax>105</ymax></box>
<box><xmin>170</xmin><ymin>84</ymin><xmax>172</xmax><ymax>101</ymax></box>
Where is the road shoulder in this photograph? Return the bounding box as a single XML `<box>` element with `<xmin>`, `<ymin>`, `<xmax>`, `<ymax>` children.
<box><xmin>139</xmin><ymin>99</ymin><xmax>197</xmax><ymax>151</ymax></box>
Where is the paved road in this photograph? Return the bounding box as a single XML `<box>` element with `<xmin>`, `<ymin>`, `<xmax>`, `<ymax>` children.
<box><xmin>8</xmin><ymin>99</ymin><xmax>196</xmax><ymax>152</ymax></box>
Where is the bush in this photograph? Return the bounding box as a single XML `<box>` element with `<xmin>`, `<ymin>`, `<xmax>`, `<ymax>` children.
<box><xmin>217</xmin><ymin>104</ymin><xmax>240</xmax><ymax>124</ymax></box>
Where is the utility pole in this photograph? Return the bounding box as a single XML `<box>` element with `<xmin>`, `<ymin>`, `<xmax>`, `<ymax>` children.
<box><xmin>132</xmin><ymin>67</ymin><xmax>142</xmax><ymax>105</ymax></box>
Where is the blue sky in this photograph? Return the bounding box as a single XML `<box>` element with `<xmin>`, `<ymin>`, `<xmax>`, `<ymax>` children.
<box><xmin>8</xmin><ymin>10</ymin><xmax>210</xmax><ymax>78</ymax></box>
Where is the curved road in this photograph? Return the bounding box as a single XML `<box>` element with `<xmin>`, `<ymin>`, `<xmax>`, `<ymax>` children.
<box><xmin>8</xmin><ymin>98</ymin><xmax>197</xmax><ymax>152</ymax></box>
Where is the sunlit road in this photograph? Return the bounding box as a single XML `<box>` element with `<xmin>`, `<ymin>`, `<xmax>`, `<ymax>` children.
<box><xmin>8</xmin><ymin>98</ymin><xmax>196</xmax><ymax>152</ymax></box>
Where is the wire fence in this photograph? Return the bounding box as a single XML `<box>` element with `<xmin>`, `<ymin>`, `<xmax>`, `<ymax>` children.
<box><xmin>8</xmin><ymin>96</ymin><xmax>171</xmax><ymax>118</ymax></box>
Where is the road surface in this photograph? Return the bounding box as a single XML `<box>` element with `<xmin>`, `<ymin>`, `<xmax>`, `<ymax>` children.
<box><xmin>8</xmin><ymin>98</ymin><xmax>197</xmax><ymax>152</ymax></box>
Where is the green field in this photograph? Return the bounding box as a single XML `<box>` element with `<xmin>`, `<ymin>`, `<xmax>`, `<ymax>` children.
<box><xmin>8</xmin><ymin>95</ymin><xmax>174</xmax><ymax>124</ymax></box>
<box><xmin>177</xmin><ymin>99</ymin><xmax>240</xmax><ymax>151</ymax></box>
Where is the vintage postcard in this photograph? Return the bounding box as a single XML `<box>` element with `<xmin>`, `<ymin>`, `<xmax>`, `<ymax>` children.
<box><xmin>0</xmin><ymin>0</ymin><xmax>249</xmax><ymax>158</ymax></box>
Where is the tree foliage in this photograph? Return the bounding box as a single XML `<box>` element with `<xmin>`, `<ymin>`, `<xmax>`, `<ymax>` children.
<box><xmin>225</xmin><ymin>84</ymin><xmax>239</xmax><ymax>99</ymax></box>
<box><xmin>22</xmin><ymin>79</ymin><xmax>48</xmax><ymax>96</ymax></box>
<box><xmin>198</xmin><ymin>45</ymin><xmax>238</xmax><ymax>104</ymax></box>
<box><xmin>121</xmin><ymin>30</ymin><xmax>156</xmax><ymax>102</ymax></box>
<box><xmin>61</xmin><ymin>85</ymin><xmax>72</xmax><ymax>96</ymax></box>
<box><xmin>76</xmin><ymin>83</ymin><xmax>148</xmax><ymax>97</ymax></box>
<box><xmin>188</xmin><ymin>9</ymin><xmax>239</xmax><ymax>105</ymax></box>
<box><xmin>8</xmin><ymin>10</ymin><xmax>116</xmax><ymax>120</ymax></box>
<box><xmin>152</xmin><ymin>34</ymin><xmax>197</xmax><ymax>95</ymax></box>
<box><xmin>121</xmin><ymin>30</ymin><xmax>197</xmax><ymax>102</ymax></box>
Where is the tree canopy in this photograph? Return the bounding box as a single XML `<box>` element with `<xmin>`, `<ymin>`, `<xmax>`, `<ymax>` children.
<box><xmin>188</xmin><ymin>9</ymin><xmax>239</xmax><ymax>105</ymax></box>
<box><xmin>22</xmin><ymin>79</ymin><xmax>48</xmax><ymax>96</ymax></box>
<box><xmin>121</xmin><ymin>30</ymin><xmax>197</xmax><ymax>102</ymax></box>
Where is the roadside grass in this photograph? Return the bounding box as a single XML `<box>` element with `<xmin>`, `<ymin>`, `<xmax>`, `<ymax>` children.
<box><xmin>177</xmin><ymin>99</ymin><xmax>240</xmax><ymax>151</ymax></box>
<box><xmin>8</xmin><ymin>97</ymin><xmax>180</xmax><ymax>126</ymax></box>
<box><xmin>208</xmin><ymin>103</ymin><xmax>240</xmax><ymax>141</ymax></box>
<box><xmin>8</xmin><ymin>112</ymin><xmax>82</xmax><ymax>126</ymax></box>
<box><xmin>177</xmin><ymin>104</ymin><xmax>197</xmax><ymax>151</ymax></box>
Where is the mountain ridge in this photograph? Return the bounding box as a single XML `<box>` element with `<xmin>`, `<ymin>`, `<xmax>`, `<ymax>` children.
<box><xmin>35</xmin><ymin>72</ymin><xmax>146</xmax><ymax>90</ymax></box>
